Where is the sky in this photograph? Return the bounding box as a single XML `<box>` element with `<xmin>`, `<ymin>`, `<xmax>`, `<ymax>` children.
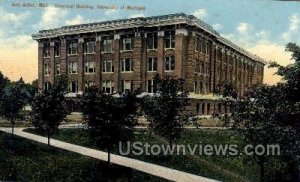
<box><xmin>0</xmin><ymin>0</ymin><xmax>299</xmax><ymax>84</ymax></box>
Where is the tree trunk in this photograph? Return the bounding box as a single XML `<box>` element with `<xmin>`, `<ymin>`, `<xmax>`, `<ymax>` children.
<box><xmin>107</xmin><ymin>147</ymin><xmax>111</xmax><ymax>165</ymax></box>
<box><xmin>260</xmin><ymin>161</ymin><xmax>265</xmax><ymax>182</ymax></box>
<box><xmin>47</xmin><ymin>129</ymin><xmax>50</xmax><ymax>146</ymax></box>
<box><xmin>169</xmin><ymin>139</ymin><xmax>173</xmax><ymax>147</ymax></box>
<box><xmin>11</xmin><ymin>122</ymin><xmax>15</xmax><ymax>136</ymax></box>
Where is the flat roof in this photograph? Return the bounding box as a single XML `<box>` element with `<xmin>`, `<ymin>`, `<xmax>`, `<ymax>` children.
<box><xmin>32</xmin><ymin>13</ymin><xmax>265</xmax><ymax>64</ymax></box>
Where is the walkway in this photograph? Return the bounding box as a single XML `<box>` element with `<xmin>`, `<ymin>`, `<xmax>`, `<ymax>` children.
<box><xmin>0</xmin><ymin>127</ymin><xmax>219</xmax><ymax>182</ymax></box>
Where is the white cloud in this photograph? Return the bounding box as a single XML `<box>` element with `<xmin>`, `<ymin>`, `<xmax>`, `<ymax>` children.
<box><xmin>282</xmin><ymin>13</ymin><xmax>300</xmax><ymax>42</ymax></box>
<box><xmin>192</xmin><ymin>9</ymin><xmax>207</xmax><ymax>19</ymax></box>
<box><xmin>66</xmin><ymin>15</ymin><xmax>85</xmax><ymax>25</ymax></box>
<box><xmin>128</xmin><ymin>14</ymin><xmax>145</xmax><ymax>18</ymax></box>
<box><xmin>237</xmin><ymin>22</ymin><xmax>250</xmax><ymax>34</ymax></box>
<box><xmin>0</xmin><ymin>7</ymin><xmax>30</xmax><ymax>24</ymax></box>
<box><xmin>105</xmin><ymin>9</ymin><xmax>117</xmax><ymax>16</ymax></box>
<box><xmin>36</xmin><ymin>7</ymin><xmax>68</xmax><ymax>29</ymax></box>
<box><xmin>213</xmin><ymin>23</ymin><xmax>222</xmax><ymax>31</ymax></box>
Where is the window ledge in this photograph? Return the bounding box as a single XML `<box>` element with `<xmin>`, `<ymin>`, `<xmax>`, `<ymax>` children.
<box><xmin>165</xmin><ymin>70</ymin><xmax>174</xmax><ymax>72</ymax></box>
<box><xmin>121</xmin><ymin>71</ymin><xmax>134</xmax><ymax>73</ymax></box>
<box><xmin>67</xmin><ymin>54</ymin><xmax>78</xmax><ymax>56</ymax></box>
<box><xmin>84</xmin><ymin>53</ymin><xmax>95</xmax><ymax>55</ymax></box>
<box><xmin>102</xmin><ymin>72</ymin><xmax>114</xmax><ymax>74</ymax></box>
<box><xmin>147</xmin><ymin>49</ymin><xmax>157</xmax><ymax>52</ymax></box>
<box><xmin>55</xmin><ymin>56</ymin><xmax>60</xmax><ymax>58</ymax></box>
<box><xmin>120</xmin><ymin>50</ymin><xmax>133</xmax><ymax>53</ymax></box>
<box><xmin>147</xmin><ymin>71</ymin><xmax>158</xmax><ymax>73</ymax></box>
<box><xmin>101</xmin><ymin>51</ymin><xmax>114</xmax><ymax>54</ymax></box>
<box><xmin>164</xmin><ymin>48</ymin><xmax>175</xmax><ymax>51</ymax></box>
<box><xmin>84</xmin><ymin>72</ymin><xmax>95</xmax><ymax>75</ymax></box>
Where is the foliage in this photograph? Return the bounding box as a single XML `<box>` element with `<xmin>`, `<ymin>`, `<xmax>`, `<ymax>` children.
<box><xmin>81</xmin><ymin>87</ymin><xmax>138</xmax><ymax>164</ymax></box>
<box><xmin>215</xmin><ymin>81</ymin><xmax>238</xmax><ymax>99</ymax></box>
<box><xmin>30</xmin><ymin>77</ymin><xmax>68</xmax><ymax>145</ymax></box>
<box><xmin>142</xmin><ymin>75</ymin><xmax>189</xmax><ymax>145</ymax></box>
<box><xmin>220</xmin><ymin>43</ymin><xmax>300</xmax><ymax>181</ymax></box>
<box><xmin>0</xmin><ymin>71</ymin><xmax>10</xmax><ymax>96</ymax></box>
<box><xmin>0</xmin><ymin>81</ymin><xmax>27</xmax><ymax>135</ymax></box>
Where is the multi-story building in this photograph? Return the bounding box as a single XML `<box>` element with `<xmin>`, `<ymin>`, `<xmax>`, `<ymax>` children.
<box><xmin>32</xmin><ymin>13</ymin><xmax>265</xmax><ymax>115</ymax></box>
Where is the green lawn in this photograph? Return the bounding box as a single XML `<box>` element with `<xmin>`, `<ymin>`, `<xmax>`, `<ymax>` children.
<box><xmin>25</xmin><ymin>128</ymin><xmax>260</xmax><ymax>182</ymax></box>
<box><xmin>0</xmin><ymin>131</ymin><xmax>168</xmax><ymax>181</ymax></box>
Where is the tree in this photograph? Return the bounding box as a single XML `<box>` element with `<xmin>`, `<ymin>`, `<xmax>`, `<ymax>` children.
<box><xmin>31</xmin><ymin>77</ymin><xmax>68</xmax><ymax>145</ymax></box>
<box><xmin>0</xmin><ymin>71</ymin><xmax>10</xmax><ymax>96</ymax></box>
<box><xmin>142</xmin><ymin>75</ymin><xmax>189</xmax><ymax>146</ymax></box>
<box><xmin>0</xmin><ymin>81</ymin><xmax>27</xmax><ymax>135</ymax></box>
<box><xmin>81</xmin><ymin>87</ymin><xmax>138</xmax><ymax>164</ymax></box>
<box><xmin>215</xmin><ymin>81</ymin><xmax>238</xmax><ymax>99</ymax></box>
<box><xmin>220</xmin><ymin>43</ymin><xmax>300</xmax><ymax>182</ymax></box>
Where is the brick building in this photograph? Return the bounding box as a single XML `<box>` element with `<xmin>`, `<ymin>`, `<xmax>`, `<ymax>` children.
<box><xmin>32</xmin><ymin>13</ymin><xmax>265</xmax><ymax>115</ymax></box>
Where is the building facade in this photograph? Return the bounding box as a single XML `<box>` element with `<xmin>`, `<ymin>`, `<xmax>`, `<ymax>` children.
<box><xmin>32</xmin><ymin>13</ymin><xmax>265</xmax><ymax>115</ymax></box>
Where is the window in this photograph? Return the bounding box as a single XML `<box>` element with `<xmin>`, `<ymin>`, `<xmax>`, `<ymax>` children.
<box><xmin>43</xmin><ymin>43</ymin><xmax>50</xmax><ymax>58</ymax></box>
<box><xmin>85</xmin><ymin>61</ymin><xmax>95</xmax><ymax>74</ymax></box>
<box><xmin>44</xmin><ymin>82</ymin><xmax>50</xmax><ymax>91</ymax></box>
<box><xmin>122</xmin><ymin>36</ymin><xmax>134</xmax><ymax>51</ymax></box>
<box><xmin>195</xmin><ymin>35</ymin><xmax>202</xmax><ymax>52</ymax></box>
<box><xmin>102</xmin><ymin>38</ymin><xmax>113</xmax><ymax>52</ymax></box>
<box><xmin>44</xmin><ymin>63</ymin><xmax>50</xmax><ymax>75</ymax></box>
<box><xmin>122</xmin><ymin>80</ymin><xmax>132</xmax><ymax>92</ymax></box>
<box><xmin>121</xmin><ymin>58</ymin><xmax>133</xmax><ymax>72</ymax></box>
<box><xmin>165</xmin><ymin>31</ymin><xmax>175</xmax><ymax>49</ymax></box>
<box><xmin>206</xmin><ymin>63</ymin><xmax>209</xmax><ymax>75</ymax></box>
<box><xmin>148</xmin><ymin>58</ymin><xmax>157</xmax><ymax>72</ymax></box>
<box><xmin>196</xmin><ymin>103</ymin><xmax>200</xmax><ymax>115</ymax></box>
<box><xmin>147</xmin><ymin>33</ymin><xmax>157</xmax><ymax>50</ymax></box>
<box><xmin>102</xmin><ymin>80</ymin><xmax>114</xmax><ymax>93</ymax></box>
<box><xmin>195</xmin><ymin>59</ymin><xmax>200</xmax><ymax>73</ymax></box>
<box><xmin>200</xmin><ymin>62</ymin><xmax>204</xmax><ymax>74</ymax></box>
<box><xmin>56</xmin><ymin>63</ymin><xmax>61</xmax><ymax>75</ymax></box>
<box><xmin>205</xmin><ymin>42</ymin><xmax>210</xmax><ymax>55</ymax></box>
<box><xmin>165</xmin><ymin>56</ymin><xmax>175</xmax><ymax>71</ymax></box>
<box><xmin>147</xmin><ymin>80</ymin><xmax>155</xmax><ymax>93</ymax></box>
<box><xmin>207</xmin><ymin>103</ymin><xmax>211</xmax><ymax>114</ymax></box>
<box><xmin>194</xmin><ymin>81</ymin><xmax>198</xmax><ymax>93</ymax></box>
<box><xmin>69</xmin><ymin>61</ymin><xmax>78</xmax><ymax>74</ymax></box>
<box><xmin>54</xmin><ymin>42</ymin><xmax>60</xmax><ymax>57</ymax></box>
<box><xmin>206</xmin><ymin>83</ymin><xmax>209</xmax><ymax>93</ymax></box>
<box><xmin>200</xmin><ymin>82</ymin><xmax>203</xmax><ymax>93</ymax></box>
<box><xmin>84</xmin><ymin>41</ymin><xmax>95</xmax><ymax>54</ymax></box>
<box><xmin>201</xmin><ymin>40</ymin><xmax>206</xmax><ymax>54</ymax></box>
<box><xmin>102</xmin><ymin>60</ymin><xmax>114</xmax><ymax>73</ymax></box>
<box><xmin>68</xmin><ymin>42</ymin><xmax>78</xmax><ymax>55</ymax></box>
<box><xmin>69</xmin><ymin>81</ymin><xmax>78</xmax><ymax>93</ymax></box>
<box><xmin>85</xmin><ymin>81</ymin><xmax>95</xmax><ymax>91</ymax></box>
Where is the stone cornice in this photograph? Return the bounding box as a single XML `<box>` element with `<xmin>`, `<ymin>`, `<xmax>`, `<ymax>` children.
<box><xmin>32</xmin><ymin>12</ymin><xmax>265</xmax><ymax>64</ymax></box>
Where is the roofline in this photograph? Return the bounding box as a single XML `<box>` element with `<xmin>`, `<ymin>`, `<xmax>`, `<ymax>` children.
<box><xmin>32</xmin><ymin>13</ymin><xmax>265</xmax><ymax>64</ymax></box>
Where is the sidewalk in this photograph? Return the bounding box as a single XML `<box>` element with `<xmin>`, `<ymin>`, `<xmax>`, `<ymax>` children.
<box><xmin>0</xmin><ymin>127</ymin><xmax>219</xmax><ymax>182</ymax></box>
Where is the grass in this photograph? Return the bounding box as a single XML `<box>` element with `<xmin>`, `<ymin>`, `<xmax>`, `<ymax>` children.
<box><xmin>25</xmin><ymin>128</ymin><xmax>260</xmax><ymax>182</ymax></box>
<box><xmin>0</xmin><ymin>131</ymin><xmax>168</xmax><ymax>181</ymax></box>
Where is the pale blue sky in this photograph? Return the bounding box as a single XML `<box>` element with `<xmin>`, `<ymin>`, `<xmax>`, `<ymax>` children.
<box><xmin>0</xmin><ymin>0</ymin><xmax>299</xmax><ymax>84</ymax></box>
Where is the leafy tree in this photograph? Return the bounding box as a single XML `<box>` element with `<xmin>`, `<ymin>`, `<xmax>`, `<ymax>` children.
<box><xmin>215</xmin><ymin>81</ymin><xmax>238</xmax><ymax>99</ymax></box>
<box><xmin>142</xmin><ymin>75</ymin><xmax>189</xmax><ymax>146</ymax></box>
<box><xmin>0</xmin><ymin>81</ymin><xmax>27</xmax><ymax>135</ymax></box>
<box><xmin>0</xmin><ymin>71</ymin><xmax>10</xmax><ymax>95</ymax></box>
<box><xmin>81</xmin><ymin>87</ymin><xmax>138</xmax><ymax>164</ymax></box>
<box><xmin>221</xmin><ymin>43</ymin><xmax>300</xmax><ymax>182</ymax></box>
<box><xmin>31</xmin><ymin>77</ymin><xmax>68</xmax><ymax>145</ymax></box>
